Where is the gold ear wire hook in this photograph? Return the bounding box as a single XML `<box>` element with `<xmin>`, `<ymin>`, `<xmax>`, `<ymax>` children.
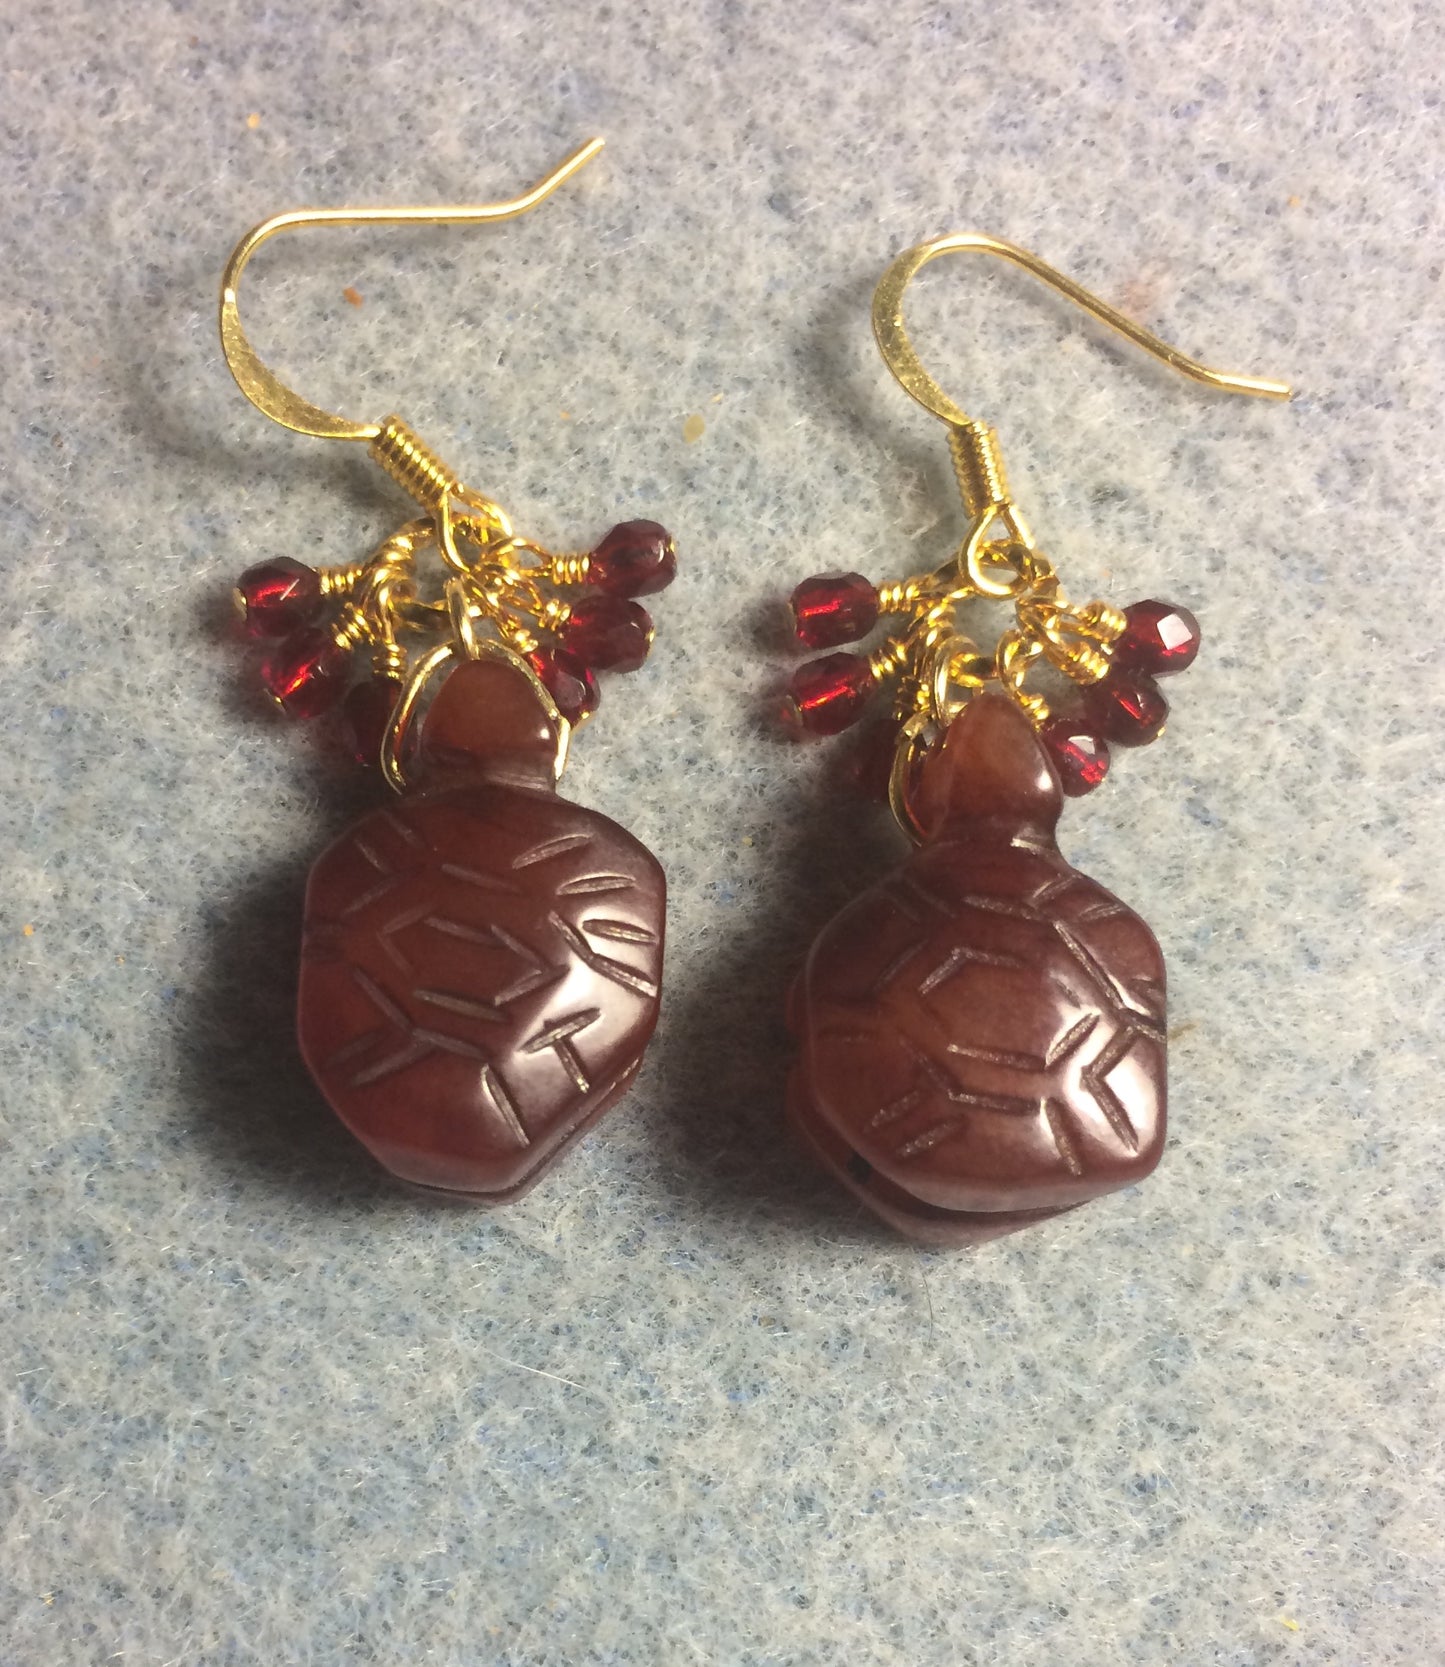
<box><xmin>853</xmin><ymin>233</ymin><xmax>1294</xmax><ymax>835</ymax></box>
<box><xmin>871</xmin><ymin>231</ymin><xmax>1292</xmax><ymax>428</ymax></box>
<box><xmin>218</xmin><ymin>137</ymin><xmax>606</xmax><ymax>443</ymax></box>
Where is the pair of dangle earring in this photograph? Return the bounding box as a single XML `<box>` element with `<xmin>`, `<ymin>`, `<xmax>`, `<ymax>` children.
<box><xmin>218</xmin><ymin>145</ymin><xmax>1289</xmax><ymax>1242</ymax></box>
<box><xmin>222</xmin><ymin>141</ymin><xmax>675</xmax><ymax>1201</ymax></box>
<box><xmin>782</xmin><ymin>235</ymin><xmax>1290</xmax><ymax>1243</ymax></box>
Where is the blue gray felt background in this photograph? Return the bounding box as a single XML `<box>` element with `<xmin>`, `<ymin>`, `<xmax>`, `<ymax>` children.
<box><xmin>1</xmin><ymin>2</ymin><xmax>1442</xmax><ymax>1663</ymax></box>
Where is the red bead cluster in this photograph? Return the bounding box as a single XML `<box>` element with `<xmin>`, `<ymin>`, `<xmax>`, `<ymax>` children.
<box><xmin>1039</xmin><ymin>600</ymin><xmax>1201</xmax><ymax>796</ymax></box>
<box><xmin>780</xmin><ymin>572</ymin><xmax>1201</xmax><ymax>802</ymax></box>
<box><xmin>782</xmin><ymin>573</ymin><xmax>881</xmax><ymax>735</ymax></box>
<box><xmin>531</xmin><ymin>522</ymin><xmax>674</xmax><ymax>724</ymax></box>
<box><xmin>233</xmin><ymin>521</ymin><xmax>675</xmax><ymax>759</ymax></box>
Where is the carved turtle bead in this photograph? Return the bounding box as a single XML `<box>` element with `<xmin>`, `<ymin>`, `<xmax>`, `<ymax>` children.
<box><xmin>788</xmin><ymin>692</ymin><xmax>1166</xmax><ymax>1245</ymax></box>
<box><xmin>297</xmin><ymin>657</ymin><xmax>665</xmax><ymax>1200</ymax></box>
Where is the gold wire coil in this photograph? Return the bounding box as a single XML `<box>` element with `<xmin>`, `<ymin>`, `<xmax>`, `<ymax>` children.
<box><xmin>876</xmin><ymin>577</ymin><xmax>926</xmax><ymax>614</ymax></box>
<box><xmin>995</xmin><ymin>631</ymin><xmax>1051</xmax><ymax>724</ymax></box>
<box><xmin>948</xmin><ymin>420</ymin><xmax>1011</xmax><ymax>516</ymax></box>
<box><xmin>1073</xmin><ymin>598</ymin><xmax>1127</xmax><ymax>642</ymax></box>
<box><xmin>1044</xmin><ymin>636</ymin><xmax>1112</xmax><ymax>684</ymax></box>
<box><xmin>549</xmin><ymin>552</ymin><xmax>591</xmax><ymax>586</ymax></box>
<box><xmin>371</xmin><ymin>640</ymin><xmax>408</xmax><ymax>678</ymax></box>
<box><xmin>318</xmin><ymin>562</ymin><xmax>368</xmax><ymax>597</ymax></box>
<box><xmin>868</xmin><ymin>635</ymin><xmax>915</xmax><ymax>682</ymax></box>
<box><xmin>369</xmin><ymin>416</ymin><xmax>461</xmax><ymax>507</ymax></box>
<box><xmin>330</xmin><ymin>600</ymin><xmax>373</xmax><ymax>651</ymax></box>
<box><xmin>1015</xmin><ymin>596</ymin><xmax>1114</xmax><ymax>685</ymax></box>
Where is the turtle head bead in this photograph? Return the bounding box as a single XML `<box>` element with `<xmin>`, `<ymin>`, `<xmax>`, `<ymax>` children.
<box><xmin>413</xmin><ymin>658</ymin><xmax>561</xmax><ymax>793</ymax></box>
<box><xmin>913</xmin><ymin>692</ymin><xmax>1063</xmax><ymax>844</ymax></box>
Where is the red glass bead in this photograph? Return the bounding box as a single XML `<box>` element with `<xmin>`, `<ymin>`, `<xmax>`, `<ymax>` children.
<box><xmin>1113</xmin><ymin>599</ymin><xmax>1201</xmax><ymax>678</ymax></box>
<box><xmin>562</xmin><ymin>594</ymin><xmax>653</xmax><ymax>673</ymax></box>
<box><xmin>528</xmin><ymin>647</ymin><xmax>600</xmax><ymax>725</ymax></box>
<box><xmin>790</xmin><ymin>571</ymin><xmax>880</xmax><ymax>649</ymax></box>
<box><xmin>234</xmin><ymin>558</ymin><xmax>323</xmax><ymax>639</ymax></box>
<box><xmin>785</xmin><ymin>652</ymin><xmax>876</xmax><ymax>737</ymax></box>
<box><xmin>1039</xmin><ymin>716</ymin><xmax>1111</xmax><ymax>796</ymax></box>
<box><xmin>587</xmin><ymin>522</ymin><xmax>677</xmax><ymax>597</ymax></box>
<box><xmin>341</xmin><ymin>675</ymin><xmax>405</xmax><ymax>767</ymax></box>
<box><xmin>261</xmin><ymin>627</ymin><xmax>352</xmax><ymax>718</ymax></box>
<box><xmin>1086</xmin><ymin>670</ymin><xmax>1169</xmax><ymax>748</ymax></box>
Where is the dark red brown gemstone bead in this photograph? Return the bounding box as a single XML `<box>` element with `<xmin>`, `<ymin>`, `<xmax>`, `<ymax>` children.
<box><xmin>1113</xmin><ymin>600</ymin><xmax>1201</xmax><ymax>678</ymax></box>
<box><xmin>341</xmin><ymin>675</ymin><xmax>405</xmax><ymax>767</ymax></box>
<box><xmin>1086</xmin><ymin>670</ymin><xmax>1169</xmax><ymax>748</ymax></box>
<box><xmin>588</xmin><ymin>521</ymin><xmax>677</xmax><ymax>597</ymax></box>
<box><xmin>234</xmin><ymin>558</ymin><xmax>323</xmax><ymax>639</ymax></box>
<box><xmin>785</xmin><ymin>652</ymin><xmax>876</xmax><ymax>737</ymax></box>
<box><xmin>297</xmin><ymin>657</ymin><xmax>666</xmax><ymax>1200</ymax></box>
<box><xmin>528</xmin><ymin>647</ymin><xmax>600</xmax><ymax>725</ymax></box>
<box><xmin>787</xmin><ymin>692</ymin><xmax>1166</xmax><ymax>1246</ymax></box>
<box><xmin>1039</xmin><ymin>716</ymin><xmax>1111</xmax><ymax>796</ymax></box>
<box><xmin>562</xmin><ymin>594</ymin><xmax>653</xmax><ymax>673</ymax></box>
<box><xmin>790</xmin><ymin>572</ymin><xmax>880</xmax><ymax>650</ymax></box>
<box><xmin>261</xmin><ymin>626</ymin><xmax>352</xmax><ymax>718</ymax></box>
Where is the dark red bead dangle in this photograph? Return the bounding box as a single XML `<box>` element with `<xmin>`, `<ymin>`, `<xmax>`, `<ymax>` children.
<box><xmin>780</xmin><ymin>228</ymin><xmax>1290</xmax><ymax>1247</ymax></box>
<box><xmin>234</xmin><ymin>514</ymin><xmax>672</xmax><ymax>749</ymax></box>
<box><xmin>217</xmin><ymin>140</ymin><xmax>679</xmax><ymax>1202</ymax></box>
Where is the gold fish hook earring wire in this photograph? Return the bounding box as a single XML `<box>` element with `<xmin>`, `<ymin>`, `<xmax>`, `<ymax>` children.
<box><xmin>780</xmin><ymin>231</ymin><xmax>1292</xmax><ymax>1246</ymax></box>
<box><xmin>221</xmin><ymin>141</ymin><xmax>605</xmax><ymax>770</ymax></box>
<box><xmin>218</xmin><ymin>139</ymin><xmax>646</xmax><ymax>787</ymax></box>
<box><xmin>216</xmin><ymin>139</ymin><xmax>681</xmax><ymax>1205</ymax></box>
<box><xmin>860</xmin><ymin>232</ymin><xmax>1292</xmax><ymax>834</ymax></box>
<box><xmin>220</xmin><ymin>136</ymin><xmax>604</xmax><ymax>441</ymax></box>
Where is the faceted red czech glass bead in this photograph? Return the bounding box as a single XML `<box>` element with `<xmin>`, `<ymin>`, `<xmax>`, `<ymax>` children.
<box><xmin>1086</xmin><ymin>669</ymin><xmax>1169</xmax><ymax>747</ymax></box>
<box><xmin>261</xmin><ymin>626</ymin><xmax>352</xmax><ymax>718</ymax></box>
<box><xmin>587</xmin><ymin>522</ymin><xmax>677</xmax><ymax>597</ymax></box>
<box><xmin>341</xmin><ymin>675</ymin><xmax>405</xmax><ymax>767</ymax></box>
<box><xmin>234</xmin><ymin>558</ymin><xmax>323</xmax><ymax>640</ymax></box>
<box><xmin>1039</xmin><ymin>715</ymin><xmax>1111</xmax><ymax>795</ymax></box>
<box><xmin>785</xmin><ymin>652</ymin><xmax>876</xmax><ymax>737</ymax></box>
<box><xmin>529</xmin><ymin>647</ymin><xmax>600</xmax><ymax>725</ymax></box>
<box><xmin>1113</xmin><ymin>599</ymin><xmax>1201</xmax><ymax>678</ymax></box>
<box><xmin>790</xmin><ymin>572</ymin><xmax>880</xmax><ymax>650</ymax></box>
<box><xmin>562</xmin><ymin>594</ymin><xmax>653</xmax><ymax>673</ymax></box>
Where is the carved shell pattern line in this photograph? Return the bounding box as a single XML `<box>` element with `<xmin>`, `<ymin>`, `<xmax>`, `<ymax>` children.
<box><xmin>800</xmin><ymin>834</ymin><xmax>1166</xmax><ymax>1215</ymax></box>
<box><xmin>297</xmin><ymin>785</ymin><xmax>665</xmax><ymax>1197</ymax></box>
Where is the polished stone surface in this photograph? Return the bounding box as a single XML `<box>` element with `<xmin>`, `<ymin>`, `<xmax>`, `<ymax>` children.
<box><xmin>299</xmin><ymin>659</ymin><xmax>666</xmax><ymax>1198</ymax></box>
<box><xmin>791</xmin><ymin>695</ymin><xmax>1165</xmax><ymax>1241</ymax></box>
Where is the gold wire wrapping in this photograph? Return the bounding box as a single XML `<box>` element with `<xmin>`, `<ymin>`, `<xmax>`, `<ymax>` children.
<box><xmin>875</xmin><ymin>577</ymin><xmax>926</xmax><ymax>614</ymax></box>
<box><xmin>947</xmin><ymin>421</ymin><xmax>1010</xmax><ymax>518</ymax></box>
<box><xmin>865</xmin><ymin>420</ymin><xmax>1135</xmax><ymax>837</ymax></box>
<box><xmin>318</xmin><ymin>562</ymin><xmax>369</xmax><ymax>597</ymax></box>
<box><xmin>860</xmin><ymin>231</ymin><xmax>1291</xmax><ymax>839</ymax></box>
<box><xmin>368</xmin><ymin>416</ymin><xmax>461</xmax><ymax>505</ymax></box>
<box><xmin>296</xmin><ymin>436</ymin><xmax>598</xmax><ymax>794</ymax></box>
<box><xmin>380</xmin><ymin>635</ymin><xmax>571</xmax><ymax>795</ymax></box>
<box><xmin>549</xmin><ymin>553</ymin><xmax>591</xmax><ymax>586</ymax></box>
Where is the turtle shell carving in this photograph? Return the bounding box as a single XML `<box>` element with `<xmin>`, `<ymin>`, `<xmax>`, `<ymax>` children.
<box><xmin>788</xmin><ymin>691</ymin><xmax>1166</xmax><ymax>1245</ymax></box>
<box><xmin>297</xmin><ymin>658</ymin><xmax>665</xmax><ymax>1199</ymax></box>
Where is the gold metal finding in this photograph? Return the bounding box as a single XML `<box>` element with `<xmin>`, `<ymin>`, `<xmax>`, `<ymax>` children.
<box><xmin>381</xmin><ymin>637</ymin><xmax>570</xmax><ymax>795</ymax></box>
<box><xmin>219</xmin><ymin>138</ymin><xmax>604</xmax><ymax>441</ymax></box>
<box><xmin>862</xmin><ymin>230</ymin><xmax>1293</xmax><ymax>837</ymax></box>
<box><xmin>218</xmin><ymin>141</ymin><xmax>608</xmax><ymax>787</ymax></box>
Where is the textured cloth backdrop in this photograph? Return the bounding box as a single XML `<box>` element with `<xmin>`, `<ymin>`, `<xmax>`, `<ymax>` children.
<box><xmin>1</xmin><ymin>3</ymin><xmax>1441</xmax><ymax>1664</ymax></box>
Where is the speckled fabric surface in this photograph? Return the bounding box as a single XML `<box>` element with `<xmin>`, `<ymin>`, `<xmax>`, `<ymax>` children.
<box><xmin>2</xmin><ymin>3</ymin><xmax>1442</xmax><ymax>1663</ymax></box>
